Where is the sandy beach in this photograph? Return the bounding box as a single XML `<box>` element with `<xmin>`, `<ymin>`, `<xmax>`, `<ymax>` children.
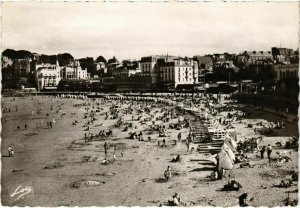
<box><xmin>1</xmin><ymin>95</ymin><xmax>298</xmax><ymax>206</ymax></box>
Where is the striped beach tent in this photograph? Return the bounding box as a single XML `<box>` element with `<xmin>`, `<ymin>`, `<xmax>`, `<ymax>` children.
<box><xmin>221</xmin><ymin>143</ymin><xmax>235</xmax><ymax>164</ymax></box>
<box><xmin>217</xmin><ymin>149</ymin><xmax>234</xmax><ymax>171</ymax></box>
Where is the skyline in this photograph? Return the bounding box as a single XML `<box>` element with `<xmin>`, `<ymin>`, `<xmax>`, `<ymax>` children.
<box><xmin>2</xmin><ymin>2</ymin><xmax>299</xmax><ymax>60</ymax></box>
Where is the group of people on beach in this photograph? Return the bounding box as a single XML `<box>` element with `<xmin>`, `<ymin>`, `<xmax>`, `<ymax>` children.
<box><xmin>102</xmin><ymin>141</ymin><xmax>122</xmax><ymax>164</ymax></box>
<box><xmin>259</xmin><ymin>144</ymin><xmax>273</xmax><ymax>160</ymax></box>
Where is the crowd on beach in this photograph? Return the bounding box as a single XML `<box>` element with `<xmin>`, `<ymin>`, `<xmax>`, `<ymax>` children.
<box><xmin>2</xmin><ymin>92</ymin><xmax>298</xmax><ymax>206</ymax></box>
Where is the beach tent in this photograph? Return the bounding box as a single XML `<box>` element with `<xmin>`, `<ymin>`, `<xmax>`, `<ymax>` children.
<box><xmin>224</xmin><ymin>134</ymin><xmax>237</xmax><ymax>153</ymax></box>
<box><xmin>217</xmin><ymin>149</ymin><xmax>234</xmax><ymax>171</ymax></box>
<box><xmin>224</xmin><ymin>138</ymin><xmax>236</xmax><ymax>153</ymax></box>
<box><xmin>208</xmin><ymin>154</ymin><xmax>218</xmax><ymax>165</ymax></box>
<box><xmin>221</xmin><ymin>143</ymin><xmax>235</xmax><ymax>164</ymax></box>
<box><xmin>227</xmin><ymin>129</ymin><xmax>237</xmax><ymax>141</ymax></box>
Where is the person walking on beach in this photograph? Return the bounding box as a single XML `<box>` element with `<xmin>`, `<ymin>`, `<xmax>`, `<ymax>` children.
<box><xmin>186</xmin><ymin>140</ymin><xmax>190</xmax><ymax>152</ymax></box>
<box><xmin>177</xmin><ymin>132</ymin><xmax>181</xmax><ymax>141</ymax></box>
<box><xmin>113</xmin><ymin>153</ymin><xmax>117</xmax><ymax>162</ymax></box>
<box><xmin>113</xmin><ymin>145</ymin><xmax>117</xmax><ymax>155</ymax></box>
<box><xmin>84</xmin><ymin>133</ymin><xmax>87</xmax><ymax>143</ymax></box>
<box><xmin>8</xmin><ymin>147</ymin><xmax>14</xmax><ymax>157</ymax></box>
<box><xmin>104</xmin><ymin>142</ymin><xmax>108</xmax><ymax>156</ymax></box>
<box><xmin>260</xmin><ymin>146</ymin><xmax>265</xmax><ymax>159</ymax></box>
<box><xmin>267</xmin><ymin>144</ymin><xmax>272</xmax><ymax>161</ymax></box>
<box><xmin>164</xmin><ymin>169</ymin><xmax>169</xmax><ymax>181</ymax></box>
<box><xmin>166</xmin><ymin>166</ymin><xmax>172</xmax><ymax>180</ymax></box>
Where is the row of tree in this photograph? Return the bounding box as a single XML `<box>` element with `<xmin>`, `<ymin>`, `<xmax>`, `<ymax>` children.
<box><xmin>1</xmin><ymin>49</ymin><xmax>114</xmax><ymax>89</ymax></box>
<box><xmin>205</xmin><ymin>63</ymin><xmax>276</xmax><ymax>83</ymax></box>
<box><xmin>1</xmin><ymin>49</ymin><xmax>112</xmax><ymax>76</ymax></box>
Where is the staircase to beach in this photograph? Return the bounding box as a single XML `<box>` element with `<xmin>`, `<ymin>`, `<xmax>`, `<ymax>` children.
<box><xmin>190</xmin><ymin>112</ymin><xmax>225</xmax><ymax>155</ymax></box>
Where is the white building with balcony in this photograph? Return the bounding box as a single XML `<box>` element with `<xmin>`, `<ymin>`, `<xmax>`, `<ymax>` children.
<box><xmin>158</xmin><ymin>58</ymin><xmax>198</xmax><ymax>89</ymax></box>
<box><xmin>35</xmin><ymin>61</ymin><xmax>61</xmax><ymax>91</ymax></box>
<box><xmin>61</xmin><ymin>60</ymin><xmax>89</xmax><ymax>80</ymax></box>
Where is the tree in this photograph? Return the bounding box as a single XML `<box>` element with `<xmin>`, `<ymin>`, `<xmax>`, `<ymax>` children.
<box><xmin>79</xmin><ymin>57</ymin><xmax>97</xmax><ymax>75</ymax></box>
<box><xmin>200</xmin><ymin>63</ymin><xmax>206</xmax><ymax>69</ymax></box>
<box><xmin>108</xmin><ymin>56</ymin><xmax>118</xmax><ymax>64</ymax></box>
<box><xmin>2</xmin><ymin>49</ymin><xmax>33</xmax><ymax>60</ymax></box>
<box><xmin>40</xmin><ymin>54</ymin><xmax>57</xmax><ymax>64</ymax></box>
<box><xmin>57</xmin><ymin>53</ymin><xmax>74</xmax><ymax>66</ymax></box>
<box><xmin>95</xmin><ymin>56</ymin><xmax>107</xmax><ymax>64</ymax></box>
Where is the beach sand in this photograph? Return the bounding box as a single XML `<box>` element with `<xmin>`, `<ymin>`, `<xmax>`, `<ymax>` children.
<box><xmin>1</xmin><ymin>96</ymin><xmax>298</xmax><ymax>206</ymax></box>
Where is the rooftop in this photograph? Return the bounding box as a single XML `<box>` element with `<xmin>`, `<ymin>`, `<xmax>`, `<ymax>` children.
<box><xmin>141</xmin><ymin>55</ymin><xmax>178</xmax><ymax>63</ymax></box>
<box><xmin>244</xmin><ymin>51</ymin><xmax>272</xmax><ymax>57</ymax></box>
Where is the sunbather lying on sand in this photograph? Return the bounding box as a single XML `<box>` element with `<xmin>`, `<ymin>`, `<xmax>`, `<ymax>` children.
<box><xmin>171</xmin><ymin>154</ymin><xmax>181</xmax><ymax>162</ymax></box>
<box><xmin>168</xmin><ymin>193</ymin><xmax>181</xmax><ymax>206</ymax></box>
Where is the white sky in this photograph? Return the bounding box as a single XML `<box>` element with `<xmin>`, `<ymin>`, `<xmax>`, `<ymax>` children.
<box><xmin>1</xmin><ymin>2</ymin><xmax>299</xmax><ymax>60</ymax></box>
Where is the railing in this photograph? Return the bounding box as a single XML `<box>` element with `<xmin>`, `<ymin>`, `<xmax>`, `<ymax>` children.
<box><xmin>235</xmin><ymin>93</ymin><xmax>298</xmax><ymax>113</ymax></box>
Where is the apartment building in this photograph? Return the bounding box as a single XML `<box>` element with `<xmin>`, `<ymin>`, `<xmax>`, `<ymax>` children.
<box><xmin>61</xmin><ymin>60</ymin><xmax>88</xmax><ymax>80</ymax></box>
<box><xmin>35</xmin><ymin>61</ymin><xmax>61</xmax><ymax>91</ymax></box>
<box><xmin>158</xmin><ymin>58</ymin><xmax>198</xmax><ymax>89</ymax></box>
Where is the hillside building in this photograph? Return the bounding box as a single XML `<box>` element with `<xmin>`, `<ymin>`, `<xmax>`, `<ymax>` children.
<box><xmin>35</xmin><ymin>61</ymin><xmax>61</xmax><ymax>91</ymax></box>
<box><xmin>158</xmin><ymin>57</ymin><xmax>198</xmax><ymax>89</ymax></box>
<box><xmin>60</xmin><ymin>60</ymin><xmax>89</xmax><ymax>80</ymax></box>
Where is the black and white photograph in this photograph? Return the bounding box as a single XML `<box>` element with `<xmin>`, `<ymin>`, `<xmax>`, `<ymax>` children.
<box><xmin>1</xmin><ymin>2</ymin><xmax>299</xmax><ymax>207</ymax></box>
